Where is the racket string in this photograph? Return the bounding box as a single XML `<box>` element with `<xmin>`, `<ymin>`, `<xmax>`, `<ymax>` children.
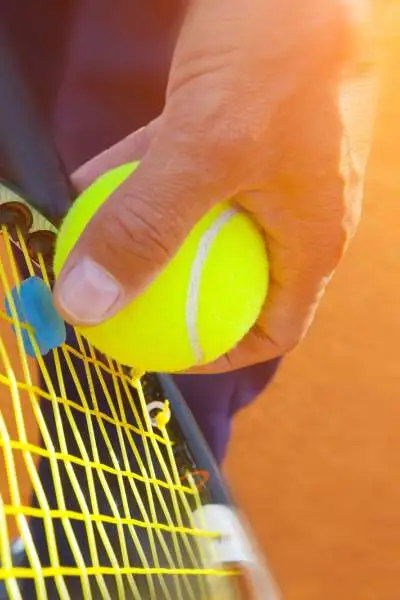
<box><xmin>0</xmin><ymin>237</ymin><xmax>68</xmax><ymax>600</ymax></box>
<box><xmin>0</xmin><ymin>220</ymin><xmax>241</xmax><ymax>600</ymax></box>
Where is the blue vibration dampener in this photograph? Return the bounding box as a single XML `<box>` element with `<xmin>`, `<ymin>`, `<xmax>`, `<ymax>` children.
<box><xmin>5</xmin><ymin>276</ymin><xmax>66</xmax><ymax>357</ymax></box>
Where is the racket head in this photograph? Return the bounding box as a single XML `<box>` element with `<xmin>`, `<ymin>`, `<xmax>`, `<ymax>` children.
<box><xmin>0</xmin><ymin>182</ymin><xmax>280</xmax><ymax>599</ymax></box>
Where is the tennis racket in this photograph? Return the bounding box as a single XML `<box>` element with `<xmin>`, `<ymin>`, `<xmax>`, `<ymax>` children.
<box><xmin>0</xmin><ymin>25</ymin><xmax>280</xmax><ymax>600</ymax></box>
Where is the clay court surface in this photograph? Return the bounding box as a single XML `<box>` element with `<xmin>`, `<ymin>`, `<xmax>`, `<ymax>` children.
<box><xmin>226</xmin><ymin>6</ymin><xmax>400</xmax><ymax>599</ymax></box>
<box><xmin>0</xmin><ymin>4</ymin><xmax>399</xmax><ymax>599</ymax></box>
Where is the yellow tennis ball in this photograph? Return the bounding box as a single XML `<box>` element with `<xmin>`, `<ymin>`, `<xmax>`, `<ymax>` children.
<box><xmin>54</xmin><ymin>162</ymin><xmax>269</xmax><ymax>373</ymax></box>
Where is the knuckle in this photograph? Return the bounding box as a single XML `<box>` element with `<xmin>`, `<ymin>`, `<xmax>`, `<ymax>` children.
<box><xmin>167</xmin><ymin>96</ymin><xmax>262</xmax><ymax>184</ymax></box>
<box><xmin>273</xmin><ymin>330</ymin><xmax>301</xmax><ymax>355</ymax></box>
<box><xmin>99</xmin><ymin>197</ymin><xmax>174</xmax><ymax>268</ymax></box>
<box><xmin>199</xmin><ymin>121</ymin><xmax>261</xmax><ymax>186</ymax></box>
<box><xmin>300</xmin><ymin>204</ymin><xmax>357</xmax><ymax>273</ymax></box>
<box><xmin>319</xmin><ymin>215</ymin><xmax>353</xmax><ymax>268</ymax></box>
<box><xmin>254</xmin><ymin>321</ymin><xmax>301</xmax><ymax>358</ymax></box>
<box><xmin>206</xmin><ymin>107</ymin><xmax>262</xmax><ymax>156</ymax></box>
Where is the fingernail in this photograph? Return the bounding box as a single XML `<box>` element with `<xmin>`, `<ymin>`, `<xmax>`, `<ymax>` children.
<box><xmin>57</xmin><ymin>258</ymin><xmax>121</xmax><ymax>323</ymax></box>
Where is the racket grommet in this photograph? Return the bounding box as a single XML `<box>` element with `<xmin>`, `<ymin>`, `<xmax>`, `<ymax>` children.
<box><xmin>0</xmin><ymin>201</ymin><xmax>33</xmax><ymax>235</ymax></box>
<box><xmin>26</xmin><ymin>230</ymin><xmax>57</xmax><ymax>259</ymax></box>
<box><xmin>26</xmin><ymin>230</ymin><xmax>57</xmax><ymax>278</ymax></box>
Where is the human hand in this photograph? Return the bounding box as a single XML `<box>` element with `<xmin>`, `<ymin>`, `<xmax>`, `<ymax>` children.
<box><xmin>53</xmin><ymin>0</ymin><xmax>362</xmax><ymax>373</ymax></box>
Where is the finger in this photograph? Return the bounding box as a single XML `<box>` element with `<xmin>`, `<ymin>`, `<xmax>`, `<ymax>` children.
<box><xmin>72</xmin><ymin>118</ymin><xmax>160</xmax><ymax>191</ymax></box>
<box><xmin>53</xmin><ymin>112</ymin><xmax>240</xmax><ymax>326</ymax></box>
<box><xmin>189</xmin><ymin>239</ymin><xmax>335</xmax><ymax>375</ymax></box>
<box><xmin>195</xmin><ymin>57</ymin><xmax>362</xmax><ymax>375</ymax></box>
<box><xmin>189</xmin><ymin>184</ymin><xmax>350</xmax><ymax>376</ymax></box>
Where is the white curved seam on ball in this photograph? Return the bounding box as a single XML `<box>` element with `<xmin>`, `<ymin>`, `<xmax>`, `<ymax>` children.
<box><xmin>186</xmin><ymin>206</ymin><xmax>239</xmax><ymax>363</ymax></box>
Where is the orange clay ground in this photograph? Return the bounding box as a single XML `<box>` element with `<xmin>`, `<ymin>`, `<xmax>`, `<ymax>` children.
<box><xmin>226</xmin><ymin>5</ymin><xmax>400</xmax><ymax>599</ymax></box>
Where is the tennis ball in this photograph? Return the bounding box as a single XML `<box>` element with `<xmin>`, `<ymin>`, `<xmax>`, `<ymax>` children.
<box><xmin>54</xmin><ymin>162</ymin><xmax>268</xmax><ymax>373</ymax></box>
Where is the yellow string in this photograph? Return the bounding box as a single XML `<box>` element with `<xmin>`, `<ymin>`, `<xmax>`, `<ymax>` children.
<box><xmin>0</xmin><ymin>220</ymin><xmax>237</xmax><ymax>599</ymax></box>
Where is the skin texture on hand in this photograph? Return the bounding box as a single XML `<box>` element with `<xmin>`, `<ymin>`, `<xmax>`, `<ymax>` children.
<box><xmin>53</xmin><ymin>0</ymin><xmax>363</xmax><ymax>373</ymax></box>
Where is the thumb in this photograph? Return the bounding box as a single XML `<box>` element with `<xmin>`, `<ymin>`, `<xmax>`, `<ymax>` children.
<box><xmin>53</xmin><ymin>118</ymin><xmax>230</xmax><ymax>326</ymax></box>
